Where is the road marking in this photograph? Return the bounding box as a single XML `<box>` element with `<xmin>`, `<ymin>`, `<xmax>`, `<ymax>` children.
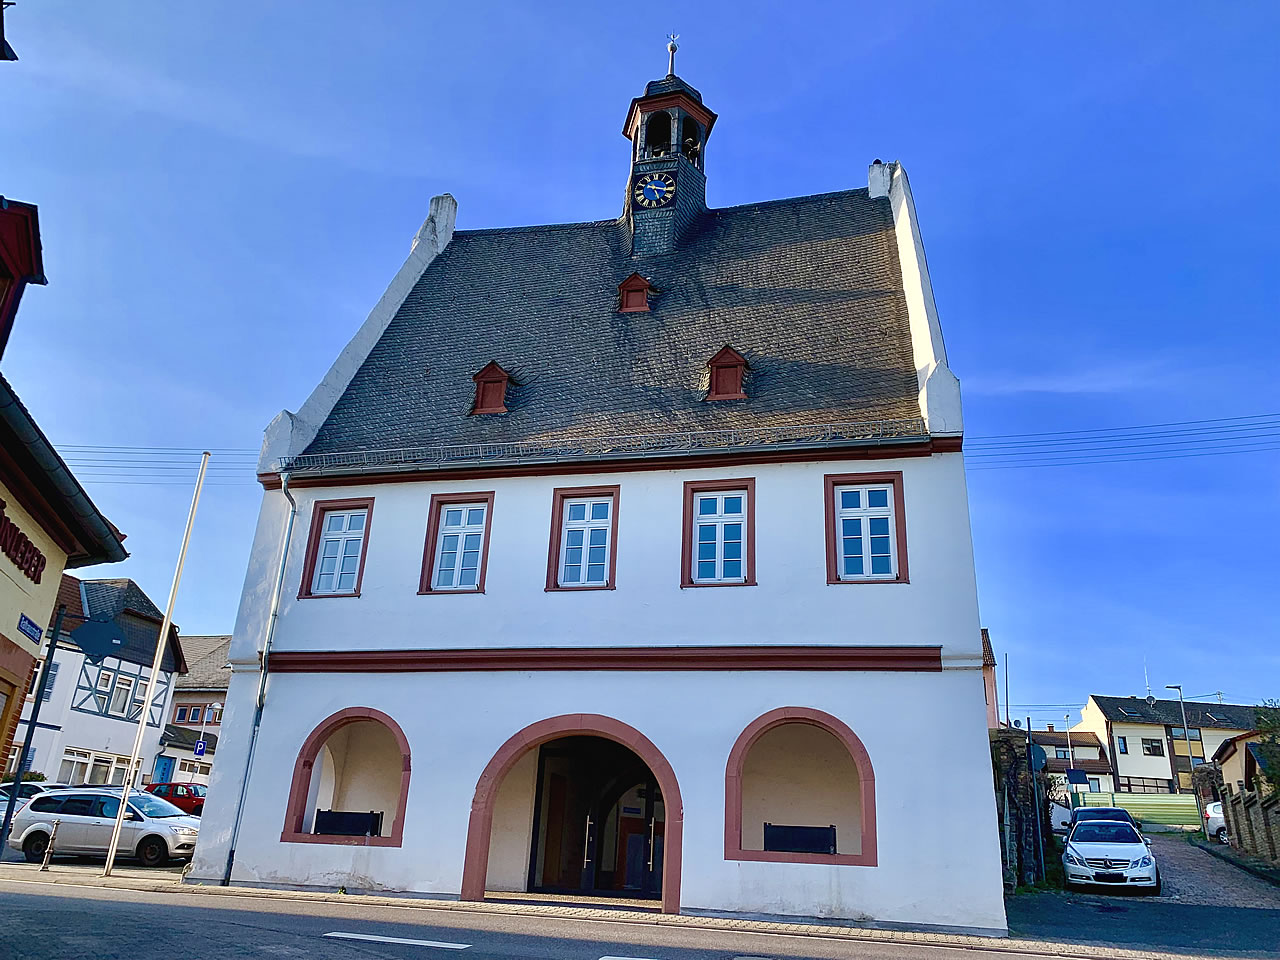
<box><xmin>325</xmin><ymin>932</ymin><xmax>471</xmax><ymax>949</ymax></box>
<box><xmin>600</xmin><ymin>956</ymin><xmax>665</xmax><ymax>960</ymax></box>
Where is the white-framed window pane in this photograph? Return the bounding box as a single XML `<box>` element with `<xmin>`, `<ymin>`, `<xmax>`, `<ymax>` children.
<box><xmin>559</xmin><ymin>497</ymin><xmax>613</xmax><ymax>586</ymax></box>
<box><xmin>109</xmin><ymin>676</ymin><xmax>133</xmax><ymax>715</ymax></box>
<box><xmin>432</xmin><ymin>502</ymin><xmax>488</xmax><ymax>590</ymax></box>
<box><xmin>690</xmin><ymin>490</ymin><xmax>747</xmax><ymax>583</ymax></box>
<box><xmin>834</xmin><ymin>484</ymin><xmax>896</xmax><ymax>580</ymax></box>
<box><xmin>311</xmin><ymin>509</ymin><xmax>368</xmax><ymax>595</ymax></box>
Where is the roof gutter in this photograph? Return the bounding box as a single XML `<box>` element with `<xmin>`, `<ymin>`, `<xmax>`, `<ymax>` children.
<box><xmin>0</xmin><ymin>374</ymin><xmax>127</xmax><ymax>566</ymax></box>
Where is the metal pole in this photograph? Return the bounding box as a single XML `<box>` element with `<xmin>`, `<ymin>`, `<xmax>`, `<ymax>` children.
<box><xmin>0</xmin><ymin>605</ymin><xmax>66</xmax><ymax>855</ymax></box>
<box><xmin>1028</xmin><ymin>716</ymin><xmax>1044</xmax><ymax>881</ymax></box>
<box><xmin>102</xmin><ymin>452</ymin><xmax>209</xmax><ymax>877</ymax></box>
<box><xmin>1003</xmin><ymin>654</ymin><xmax>1010</xmax><ymax>727</ymax></box>
<box><xmin>1065</xmin><ymin>714</ymin><xmax>1074</xmax><ymax>769</ymax></box>
<box><xmin>1167</xmin><ymin>684</ymin><xmax>1206</xmax><ymax>836</ymax></box>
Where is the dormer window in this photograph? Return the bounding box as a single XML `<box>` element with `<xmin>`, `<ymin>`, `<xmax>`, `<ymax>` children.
<box><xmin>617</xmin><ymin>273</ymin><xmax>653</xmax><ymax>313</ymax></box>
<box><xmin>471</xmin><ymin>361</ymin><xmax>510</xmax><ymax>414</ymax></box>
<box><xmin>706</xmin><ymin>345</ymin><xmax>747</xmax><ymax>401</ymax></box>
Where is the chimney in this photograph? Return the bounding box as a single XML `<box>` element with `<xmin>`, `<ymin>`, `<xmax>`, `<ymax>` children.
<box><xmin>868</xmin><ymin>159</ymin><xmax>892</xmax><ymax>199</ymax></box>
<box><xmin>1047</xmin><ymin>723</ymin><xmax>1055</xmax><ymax>732</ymax></box>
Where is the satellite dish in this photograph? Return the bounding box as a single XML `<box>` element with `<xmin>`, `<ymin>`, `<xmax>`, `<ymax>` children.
<box><xmin>1013</xmin><ymin>719</ymin><xmax>1023</xmax><ymax>728</ymax></box>
<box><xmin>1146</xmin><ymin>695</ymin><xmax>1157</xmax><ymax>707</ymax></box>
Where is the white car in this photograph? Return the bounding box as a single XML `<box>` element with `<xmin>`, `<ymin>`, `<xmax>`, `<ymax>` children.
<box><xmin>1204</xmin><ymin>801</ymin><xmax>1227</xmax><ymax>843</ymax></box>
<box><xmin>6</xmin><ymin>788</ymin><xmax>200</xmax><ymax>866</ymax></box>
<box><xmin>1062</xmin><ymin>819</ymin><xmax>1161</xmax><ymax>894</ymax></box>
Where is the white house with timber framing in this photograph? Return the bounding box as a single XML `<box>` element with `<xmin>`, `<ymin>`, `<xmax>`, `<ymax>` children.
<box><xmin>191</xmin><ymin>60</ymin><xmax>1006</xmax><ymax>935</ymax></box>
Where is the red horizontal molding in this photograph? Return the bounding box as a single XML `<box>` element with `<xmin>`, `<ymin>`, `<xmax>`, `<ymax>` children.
<box><xmin>268</xmin><ymin>645</ymin><xmax>943</xmax><ymax>674</ymax></box>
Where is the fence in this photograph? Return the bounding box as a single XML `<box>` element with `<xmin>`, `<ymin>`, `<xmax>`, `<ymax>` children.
<box><xmin>1079</xmin><ymin>791</ymin><xmax>1202</xmax><ymax>826</ymax></box>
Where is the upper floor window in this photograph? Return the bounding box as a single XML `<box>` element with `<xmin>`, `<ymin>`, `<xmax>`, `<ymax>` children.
<box><xmin>175</xmin><ymin>706</ymin><xmax>189</xmax><ymax>723</ymax></box>
<box><xmin>420</xmin><ymin>493</ymin><xmax>495</xmax><ymax>594</ymax></box>
<box><xmin>188</xmin><ymin>706</ymin><xmax>203</xmax><ymax>724</ymax></box>
<box><xmin>617</xmin><ymin>273</ymin><xmax>653</xmax><ymax>313</ymax></box>
<box><xmin>299</xmin><ymin>498</ymin><xmax>374</xmax><ymax>599</ymax></box>
<box><xmin>1171</xmin><ymin>727</ymin><xmax>1202</xmax><ymax>741</ymax></box>
<box><xmin>824</xmin><ymin>473</ymin><xmax>908</xmax><ymax>584</ymax></box>
<box><xmin>108</xmin><ymin>675</ymin><xmax>133</xmax><ymax>716</ymax></box>
<box><xmin>1117</xmin><ymin>736</ymin><xmax>1128</xmax><ymax>754</ymax></box>
<box><xmin>1142</xmin><ymin>738</ymin><xmax>1164</xmax><ymax>757</ymax></box>
<box><xmin>1055</xmin><ymin>748</ymin><xmax>1070</xmax><ymax>760</ymax></box>
<box><xmin>681</xmin><ymin>480</ymin><xmax>756</xmax><ymax>587</ymax></box>
<box><xmin>94</xmin><ymin>671</ymin><xmax>113</xmax><ymax>711</ymax></box>
<box><xmin>547</xmin><ymin>486</ymin><xmax>619</xmax><ymax>591</ymax></box>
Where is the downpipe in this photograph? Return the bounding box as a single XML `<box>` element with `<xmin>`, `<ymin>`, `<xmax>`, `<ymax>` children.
<box><xmin>222</xmin><ymin>472</ymin><xmax>296</xmax><ymax>885</ymax></box>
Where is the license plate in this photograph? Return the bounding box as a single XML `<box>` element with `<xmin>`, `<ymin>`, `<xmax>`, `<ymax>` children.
<box><xmin>1094</xmin><ymin>872</ymin><xmax>1125</xmax><ymax>883</ymax></box>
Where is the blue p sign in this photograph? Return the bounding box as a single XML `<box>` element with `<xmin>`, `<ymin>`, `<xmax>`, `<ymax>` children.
<box><xmin>194</xmin><ymin>740</ymin><xmax>207</xmax><ymax>757</ymax></box>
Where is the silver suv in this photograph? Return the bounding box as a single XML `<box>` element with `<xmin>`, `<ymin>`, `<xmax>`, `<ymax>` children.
<box><xmin>6</xmin><ymin>788</ymin><xmax>200</xmax><ymax>866</ymax></box>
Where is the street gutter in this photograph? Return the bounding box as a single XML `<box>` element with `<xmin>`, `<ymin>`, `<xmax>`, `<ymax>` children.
<box><xmin>0</xmin><ymin>866</ymin><xmax>1219</xmax><ymax>960</ymax></box>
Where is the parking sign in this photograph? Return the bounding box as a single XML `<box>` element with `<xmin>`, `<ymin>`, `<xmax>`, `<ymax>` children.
<box><xmin>194</xmin><ymin>740</ymin><xmax>207</xmax><ymax>757</ymax></box>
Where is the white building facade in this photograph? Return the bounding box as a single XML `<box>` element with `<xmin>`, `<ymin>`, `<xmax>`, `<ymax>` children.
<box><xmin>192</xmin><ymin>66</ymin><xmax>1007</xmax><ymax>934</ymax></box>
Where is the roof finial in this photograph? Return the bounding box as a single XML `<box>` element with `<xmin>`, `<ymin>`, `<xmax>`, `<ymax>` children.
<box><xmin>666</xmin><ymin>33</ymin><xmax>679</xmax><ymax>77</ymax></box>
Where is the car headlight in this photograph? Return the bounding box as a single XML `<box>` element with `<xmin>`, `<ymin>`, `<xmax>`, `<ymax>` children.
<box><xmin>172</xmin><ymin>827</ymin><xmax>199</xmax><ymax>837</ymax></box>
<box><xmin>1136</xmin><ymin>855</ymin><xmax>1153</xmax><ymax>868</ymax></box>
<box><xmin>1064</xmin><ymin>849</ymin><xmax>1085</xmax><ymax>866</ymax></box>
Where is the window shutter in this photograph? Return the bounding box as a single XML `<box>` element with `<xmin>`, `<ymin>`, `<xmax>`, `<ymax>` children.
<box><xmin>41</xmin><ymin>662</ymin><xmax>59</xmax><ymax>701</ymax></box>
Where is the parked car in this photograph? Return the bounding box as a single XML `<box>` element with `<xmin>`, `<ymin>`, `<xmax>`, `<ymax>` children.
<box><xmin>5</xmin><ymin>788</ymin><xmax>200</xmax><ymax>867</ymax></box>
<box><xmin>144</xmin><ymin>782</ymin><xmax>207</xmax><ymax>816</ymax></box>
<box><xmin>0</xmin><ymin>781</ymin><xmax>48</xmax><ymax>801</ymax></box>
<box><xmin>1204</xmin><ymin>801</ymin><xmax>1227</xmax><ymax>843</ymax></box>
<box><xmin>1062</xmin><ymin>819</ymin><xmax>1160</xmax><ymax>895</ymax></box>
<box><xmin>1069</xmin><ymin>806</ymin><xmax>1141</xmax><ymax>830</ymax></box>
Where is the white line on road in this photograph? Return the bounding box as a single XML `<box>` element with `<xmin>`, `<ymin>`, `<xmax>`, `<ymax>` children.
<box><xmin>600</xmin><ymin>956</ymin><xmax>665</xmax><ymax>960</ymax></box>
<box><xmin>325</xmin><ymin>931</ymin><xmax>471</xmax><ymax>949</ymax></box>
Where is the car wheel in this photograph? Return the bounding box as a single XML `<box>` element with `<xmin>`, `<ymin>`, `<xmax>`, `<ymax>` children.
<box><xmin>193</xmin><ymin>805</ymin><xmax>203</xmax><ymax>817</ymax></box>
<box><xmin>22</xmin><ymin>833</ymin><xmax>48</xmax><ymax>864</ymax></box>
<box><xmin>136</xmin><ymin>835</ymin><xmax>169</xmax><ymax>867</ymax></box>
<box><xmin>1215</xmin><ymin>828</ymin><xmax>1228</xmax><ymax>844</ymax></box>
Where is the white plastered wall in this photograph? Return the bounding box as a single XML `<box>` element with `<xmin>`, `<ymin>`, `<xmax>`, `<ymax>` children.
<box><xmin>191</xmin><ymin>667</ymin><xmax>1007</xmax><ymax>934</ymax></box>
<box><xmin>484</xmin><ymin>748</ymin><xmax>537</xmax><ymax>891</ymax></box>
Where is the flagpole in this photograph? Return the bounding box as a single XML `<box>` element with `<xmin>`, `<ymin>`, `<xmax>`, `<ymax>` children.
<box><xmin>102</xmin><ymin>452</ymin><xmax>210</xmax><ymax>877</ymax></box>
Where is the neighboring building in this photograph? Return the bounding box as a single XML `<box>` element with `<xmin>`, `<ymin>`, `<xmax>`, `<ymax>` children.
<box><xmin>6</xmin><ymin>574</ymin><xmax>186</xmax><ymax>785</ymax></box>
<box><xmin>192</xmin><ymin>58</ymin><xmax>1006</xmax><ymax>934</ymax></box>
<box><xmin>1074</xmin><ymin>695</ymin><xmax>1258</xmax><ymax>794</ymax></box>
<box><xmin>1212</xmin><ymin>730</ymin><xmax>1271</xmax><ymax>795</ymax></box>
<box><xmin>1031</xmin><ymin>726</ymin><xmax>1113</xmax><ymax>795</ymax></box>
<box><xmin>0</xmin><ymin>197</ymin><xmax>128</xmax><ymax>772</ymax></box>
<box><xmin>154</xmin><ymin>635</ymin><xmax>229</xmax><ymax>784</ymax></box>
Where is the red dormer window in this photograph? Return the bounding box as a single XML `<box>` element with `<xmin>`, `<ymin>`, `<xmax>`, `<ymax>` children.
<box><xmin>706</xmin><ymin>345</ymin><xmax>747</xmax><ymax>401</ymax></box>
<box><xmin>471</xmin><ymin>361</ymin><xmax>510</xmax><ymax>414</ymax></box>
<box><xmin>617</xmin><ymin>272</ymin><xmax>653</xmax><ymax>313</ymax></box>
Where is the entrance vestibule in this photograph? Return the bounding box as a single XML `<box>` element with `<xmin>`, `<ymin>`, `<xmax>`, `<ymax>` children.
<box><xmin>527</xmin><ymin>736</ymin><xmax>665</xmax><ymax>899</ymax></box>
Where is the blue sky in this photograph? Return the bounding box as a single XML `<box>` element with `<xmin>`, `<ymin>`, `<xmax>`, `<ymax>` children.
<box><xmin>4</xmin><ymin>2</ymin><xmax>1277</xmax><ymax>724</ymax></box>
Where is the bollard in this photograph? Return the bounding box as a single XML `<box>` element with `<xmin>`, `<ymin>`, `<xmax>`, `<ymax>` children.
<box><xmin>39</xmin><ymin>819</ymin><xmax>59</xmax><ymax>872</ymax></box>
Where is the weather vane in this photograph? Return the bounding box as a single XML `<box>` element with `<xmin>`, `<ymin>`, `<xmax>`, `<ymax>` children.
<box><xmin>666</xmin><ymin>33</ymin><xmax>679</xmax><ymax>76</ymax></box>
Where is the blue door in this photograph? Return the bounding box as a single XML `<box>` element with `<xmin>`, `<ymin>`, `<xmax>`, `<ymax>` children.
<box><xmin>153</xmin><ymin>755</ymin><xmax>175</xmax><ymax>783</ymax></box>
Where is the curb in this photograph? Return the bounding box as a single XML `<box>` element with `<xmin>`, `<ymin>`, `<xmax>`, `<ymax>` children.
<box><xmin>1189</xmin><ymin>836</ymin><xmax>1280</xmax><ymax>889</ymax></box>
<box><xmin>0</xmin><ymin>867</ymin><xmax>1210</xmax><ymax>960</ymax></box>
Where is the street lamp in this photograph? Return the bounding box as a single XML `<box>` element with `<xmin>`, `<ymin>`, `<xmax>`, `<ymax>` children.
<box><xmin>1166</xmin><ymin>684</ymin><xmax>1206</xmax><ymax>837</ymax></box>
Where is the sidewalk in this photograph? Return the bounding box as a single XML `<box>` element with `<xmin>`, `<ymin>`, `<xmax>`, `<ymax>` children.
<box><xmin>0</xmin><ymin>859</ymin><xmax>1220</xmax><ymax>960</ymax></box>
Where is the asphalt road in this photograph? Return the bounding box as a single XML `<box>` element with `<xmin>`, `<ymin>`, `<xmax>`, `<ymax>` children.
<box><xmin>0</xmin><ymin>882</ymin><xmax>1077</xmax><ymax>960</ymax></box>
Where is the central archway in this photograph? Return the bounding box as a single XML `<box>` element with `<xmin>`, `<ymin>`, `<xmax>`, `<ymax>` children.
<box><xmin>461</xmin><ymin>714</ymin><xmax>684</xmax><ymax>914</ymax></box>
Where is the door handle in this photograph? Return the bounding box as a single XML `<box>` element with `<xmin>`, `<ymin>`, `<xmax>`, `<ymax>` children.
<box><xmin>647</xmin><ymin>818</ymin><xmax>656</xmax><ymax>870</ymax></box>
<box><xmin>582</xmin><ymin>816</ymin><xmax>593</xmax><ymax>868</ymax></box>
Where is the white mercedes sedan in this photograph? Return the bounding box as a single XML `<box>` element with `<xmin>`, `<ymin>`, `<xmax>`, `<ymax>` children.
<box><xmin>1062</xmin><ymin>819</ymin><xmax>1160</xmax><ymax>894</ymax></box>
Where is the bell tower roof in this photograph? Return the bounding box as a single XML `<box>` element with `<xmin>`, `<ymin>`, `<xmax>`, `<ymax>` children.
<box><xmin>622</xmin><ymin>74</ymin><xmax>717</xmax><ymax>142</ymax></box>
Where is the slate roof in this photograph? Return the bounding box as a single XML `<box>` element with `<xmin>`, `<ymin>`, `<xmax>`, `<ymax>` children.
<box><xmin>1091</xmin><ymin>695</ymin><xmax>1258</xmax><ymax>730</ymax></box>
<box><xmin>300</xmin><ymin>189</ymin><xmax>923</xmax><ymax>463</ymax></box>
<box><xmin>51</xmin><ymin>574</ymin><xmax>186</xmax><ymax>674</ymax></box>
<box><xmin>644</xmin><ymin>74</ymin><xmax>703</xmax><ymax>101</ymax></box>
<box><xmin>160</xmin><ymin>724</ymin><xmax>219</xmax><ymax>755</ymax></box>
<box><xmin>176</xmin><ymin>635</ymin><xmax>231</xmax><ymax>691</ymax></box>
<box><xmin>1032</xmin><ymin>730</ymin><xmax>1104</xmax><ymax>750</ymax></box>
<box><xmin>1045</xmin><ymin>757</ymin><xmax>1112</xmax><ymax>775</ymax></box>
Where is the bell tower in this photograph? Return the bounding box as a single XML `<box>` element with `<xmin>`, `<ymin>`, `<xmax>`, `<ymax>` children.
<box><xmin>622</xmin><ymin>36</ymin><xmax>718</xmax><ymax>256</ymax></box>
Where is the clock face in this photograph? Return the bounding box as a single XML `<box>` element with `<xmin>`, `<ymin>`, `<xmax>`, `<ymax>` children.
<box><xmin>633</xmin><ymin>171</ymin><xmax>676</xmax><ymax>209</ymax></box>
